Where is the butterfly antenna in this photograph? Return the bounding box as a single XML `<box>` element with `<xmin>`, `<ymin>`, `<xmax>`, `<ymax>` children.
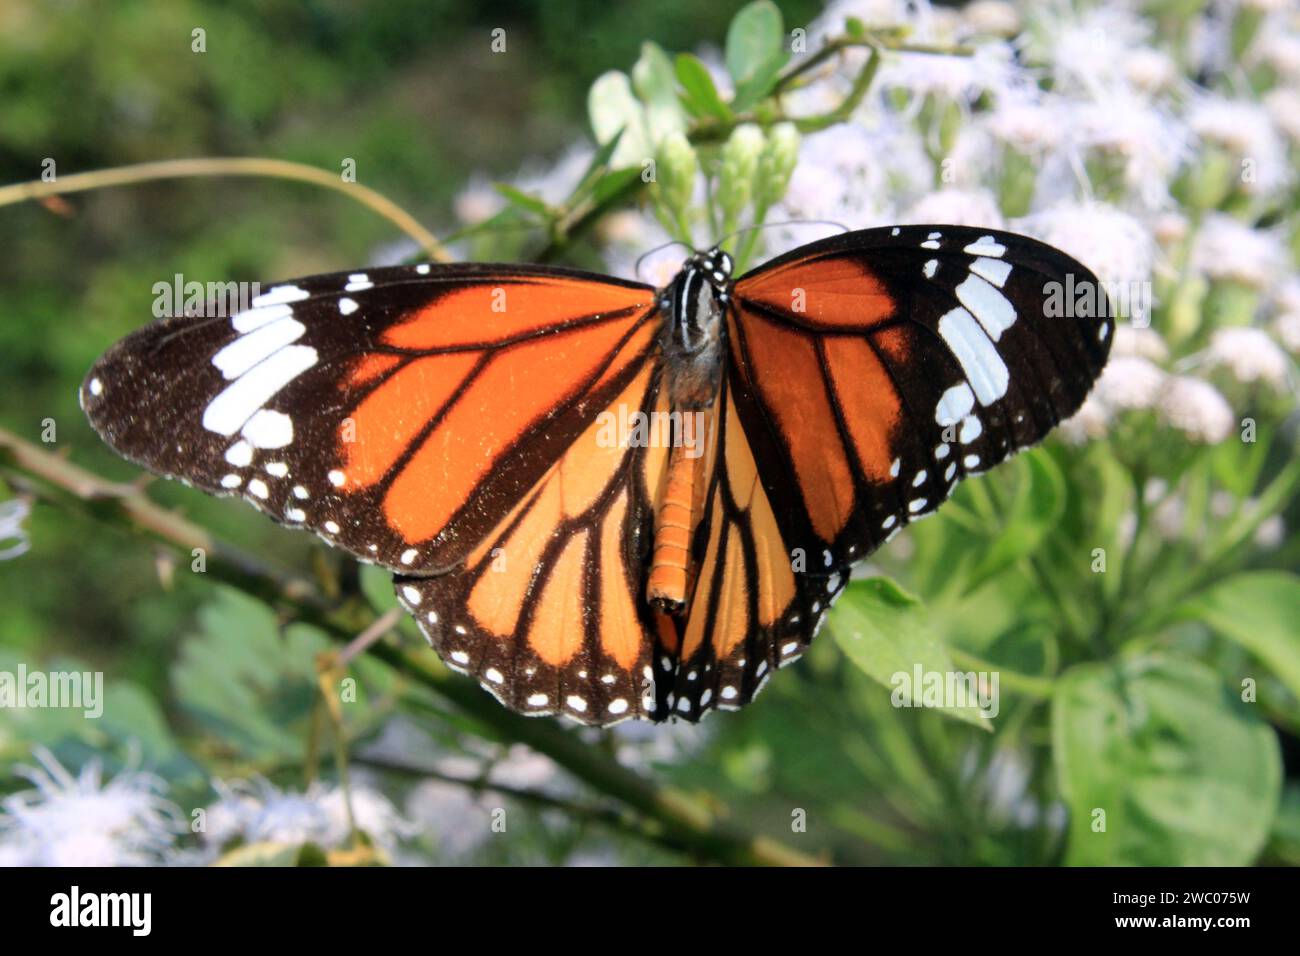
<box><xmin>713</xmin><ymin>218</ymin><xmax>852</xmax><ymax>250</ymax></box>
<box><xmin>634</xmin><ymin>240</ymin><xmax>693</xmax><ymax>281</ymax></box>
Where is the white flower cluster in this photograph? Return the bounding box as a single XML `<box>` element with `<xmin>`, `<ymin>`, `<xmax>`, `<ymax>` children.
<box><xmin>449</xmin><ymin>0</ymin><xmax>1298</xmax><ymax>488</ymax></box>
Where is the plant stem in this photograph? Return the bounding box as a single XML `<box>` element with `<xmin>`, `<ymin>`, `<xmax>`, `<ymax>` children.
<box><xmin>0</xmin><ymin>157</ymin><xmax>451</xmax><ymax>263</ymax></box>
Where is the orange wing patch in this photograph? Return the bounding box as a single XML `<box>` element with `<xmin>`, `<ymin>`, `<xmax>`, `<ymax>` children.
<box><xmin>527</xmin><ymin>531</ymin><xmax>589</xmax><ymax>667</ymax></box>
<box><xmin>735</xmin><ymin>254</ymin><xmax>895</xmax><ymax>331</ymax></box>
<box><xmin>821</xmin><ymin>336</ymin><xmax>904</xmax><ymax>484</ymax></box>
<box><xmin>383</xmin><ymin>276</ymin><xmax>653</xmax><ymax>349</ymax></box>
<box><xmin>380</xmin><ymin>314</ymin><xmax>645</xmax><ymax>545</ymax></box>
<box><xmin>730</xmin><ymin>308</ymin><xmax>855</xmax><ymax>542</ymax></box>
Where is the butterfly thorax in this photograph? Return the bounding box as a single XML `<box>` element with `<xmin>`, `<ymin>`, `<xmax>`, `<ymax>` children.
<box><xmin>658</xmin><ymin>248</ymin><xmax>732</xmax><ymax>411</ymax></box>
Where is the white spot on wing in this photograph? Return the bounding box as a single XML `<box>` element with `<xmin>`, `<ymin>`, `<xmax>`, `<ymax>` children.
<box><xmin>970</xmin><ymin>257</ymin><xmax>1011</xmax><ymax>287</ymax></box>
<box><xmin>202</xmin><ymin>345</ymin><xmax>317</xmax><ymax>436</ymax></box>
<box><xmin>936</xmin><ymin>382</ymin><xmax>975</xmax><ymax>425</ymax></box>
<box><xmin>241</xmin><ymin>409</ymin><xmax>294</xmax><ymax>449</ymax></box>
<box><xmin>224</xmin><ymin>440</ymin><xmax>254</xmax><ymax>467</ymax></box>
<box><xmin>251</xmin><ymin>285</ymin><xmax>310</xmax><ymax>308</ymax></box>
<box><xmin>963</xmin><ymin>236</ymin><xmax>1006</xmax><ymax>257</ymax></box>
<box><xmin>937</xmin><ymin>307</ymin><xmax>1008</xmax><ymax>405</ymax></box>
<box><xmin>344</xmin><ymin>273</ymin><xmax>373</xmax><ymax>292</ymax></box>
<box><xmin>338</xmin><ymin>297</ymin><xmax>359</xmax><ymax>315</ymax></box>
<box><xmin>955</xmin><ymin>274</ymin><xmax>1016</xmax><ymax>340</ymax></box>
<box><xmin>211</xmin><ymin>317</ymin><xmax>305</xmax><ymax>380</ymax></box>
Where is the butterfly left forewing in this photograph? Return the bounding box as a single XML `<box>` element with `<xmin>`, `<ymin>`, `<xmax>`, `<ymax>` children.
<box><xmin>82</xmin><ymin>262</ymin><xmax>657</xmax><ymax>574</ymax></box>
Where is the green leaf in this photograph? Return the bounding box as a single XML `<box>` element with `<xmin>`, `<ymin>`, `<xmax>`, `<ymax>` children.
<box><xmin>832</xmin><ymin>578</ymin><xmax>994</xmax><ymax>729</ymax></box>
<box><xmin>963</xmin><ymin>451</ymin><xmax>1065</xmax><ymax>593</ymax></box>
<box><xmin>588</xmin><ymin>70</ymin><xmax>650</xmax><ymax>168</ymax></box>
<box><xmin>1171</xmin><ymin>571</ymin><xmax>1300</xmax><ymax>703</ymax></box>
<box><xmin>1052</xmin><ymin>655</ymin><xmax>1281</xmax><ymax>865</ymax></box>
<box><xmin>674</xmin><ymin>53</ymin><xmax>732</xmax><ymax>121</ymax></box>
<box><xmin>171</xmin><ymin>587</ymin><xmax>330</xmax><ymax>762</ymax></box>
<box><xmin>724</xmin><ymin>1</ymin><xmax>789</xmax><ymax>111</ymax></box>
<box><xmin>632</xmin><ymin>42</ymin><xmax>688</xmax><ymax>148</ymax></box>
<box><xmin>492</xmin><ymin>183</ymin><xmax>551</xmax><ymax>217</ymax></box>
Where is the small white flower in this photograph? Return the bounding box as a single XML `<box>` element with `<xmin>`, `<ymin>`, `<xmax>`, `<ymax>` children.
<box><xmin>1017</xmin><ymin>202</ymin><xmax>1156</xmax><ymax>291</ymax></box>
<box><xmin>1255</xmin><ymin>514</ymin><xmax>1285</xmax><ymax>550</ymax></box>
<box><xmin>1027</xmin><ymin>2</ymin><xmax>1153</xmax><ymax>98</ymax></box>
<box><xmin>0</xmin><ymin>746</ymin><xmax>186</xmax><ymax>867</ymax></box>
<box><xmin>961</xmin><ymin>0</ymin><xmax>1021</xmax><ymax>38</ymax></box>
<box><xmin>1205</xmin><ymin>327</ymin><xmax>1292</xmax><ymax>389</ymax></box>
<box><xmin>1263</xmin><ymin>88</ymin><xmax>1300</xmax><ymax>145</ymax></box>
<box><xmin>1248</xmin><ymin>27</ymin><xmax>1300</xmax><ymax>84</ymax></box>
<box><xmin>1112</xmin><ymin>325</ymin><xmax>1170</xmax><ymax>363</ymax></box>
<box><xmin>1272</xmin><ymin>311</ymin><xmax>1300</xmax><ymax>354</ymax></box>
<box><xmin>1058</xmin><ymin>392</ymin><xmax>1111</xmax><ymax>444</ymax></box>
<box><xmin>1188</xmin><ymin>95</ymin><xmax>1290</xmax><ymax>194</ymax></box>
<box><xmin>1157</xmin><ymin>376</ymin><xmax>1235</xmax><ymax>444</ymax></box>
<box><xmin>1190</xmin><ymin>214</ymin><xmax>1288</xmax><ymax>290</ymax></box>
<box><xmin>901</xmin><ymin>187</ymin><xmax>1005</xmax><ymax>228</ymax></box>
<box><xmin>1123</xmin><ymin>48</ymin><xmax>1179</xmax><ymax>94</ymax></box>
<box><xmin>1095</xmin><ymin>356</ymin><xmax>1168</xmax><ymax>411</ymax></box>
<box><xmin>1067</xmin><ymin>90</ymin><xmax>1190</xmax><ymax>206</ymax></box>
<box><xmin>985</xmin><ymin>93</ymin><xmax>1064</xmax><ymax>154</ymax></box>
<box><xmin>453</xmin><ymin>175</ymin><xmax>504</xmax><ymax>226</ymax></box>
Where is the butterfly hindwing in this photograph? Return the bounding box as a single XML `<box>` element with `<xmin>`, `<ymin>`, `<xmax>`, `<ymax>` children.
<box><xmin>81</xmin><ymin>262</ymin><xmax>657</xmax><ymax>574</ymax></box>
<box><xmin>393</xmin><ymin>360</ymin><xmax>676</xmax><ymax>725</ymax></box>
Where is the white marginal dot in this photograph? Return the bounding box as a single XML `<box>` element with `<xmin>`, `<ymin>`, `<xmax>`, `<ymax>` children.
<box><xmin>451</xmin><ymin>650</ymin><xmax>470</xmax><ymax>665</ymax></box>
<box><xmin>960</xmin><ymin>415</ymin><xmax>983</xmax><ymax>444</ymax></box>
<box><xmin>338</xmin><ymin>297</ymin><xmax>359</xmax><ymax>315</ymax></box>
<box><xmin>676</xmin><ymin>697</ymin><xmax>691</xmax><ymax>713</ymax></box>
<box><xmin>400</xmin><ymin>548</ymin><xmax>418</xmax><ymax>565</ymax></box>
<box><xmin>1099</xmin><ymin>322</ymin><xmax>1110</xmax><ymax>341</ymax></box>
<box><xmin>247</xmin><ymin>478</ymin><xmax>269</xmax><ymax>499</ymax></box>
<box><xmin>567</xmin><ymin>695</ymin><xmax>588</xmax><ymax>713</ymax></box>
<box><xmin>889</xmin><ymin>458</ymin><xmax>901</xmax><ymax>478</ymax></box>
<box><xmin>328</xmin><ymin>469</ymin><xmax>345</xmax><ymax>487</ymax></box>
<box><xmin>913</xmin><ymin>470</ymin><xmax>927</xmax><ymax>487</ymax></box>
<box><xmin>756</xmin><ymin>661</ymin><xmax>769</xmax><ymax>678</ymax></box>
<box><xmin>935</xmin><ymin>443</ymin><xmax>950</xmax><ymax>459</ymax></box>
<box><xmin>88</xmin><ymin>378</ymin><xmax>103</xmax><ymax>396</ymax></box>
<box><xmin>202</xmin><ymin>345</ymin><xmax>317</xmax><ymax>436</ymax></box>
<box><xmin>945</xmin><ymin>462</ymin><xmax>957</xmax><ymax>481</ymax></box>
<box><xmin>823</xmin><ymin>549</ymin><xmax>833</xmax><ymax>567</ymax></box>
<box><xmin>293</xmin><ymin>485</ymin><xmax>309</xmax><ymax>499</ymax></box>
<box><xmin>660</xmin><ymin>655</ymin><xmax>672</xmax><ymax>671</ymax></box>
<box><xmin>782</xmin><ymin>641</ymin><xmax>799</xmax><ymax>655</ymax></box>
<box><xmin>265</xmin><ymin>461</ymin><xmax>288</xmax><ymax>477</ymax></box>
<box><xmin>601</xmin><ymin>674</ymin><xmax>616</xmax><ymax>685</ymax></box>
<box><xmin>220</xmin><ymin>473</ymin><xmax>242</xmax><ymax>489</ymax></box>
<box><xmin>485</xmin><ymin>668</ymin><xmax>504</xmax><ymax>685</ymax></box>
<box><xmin>923</xmin><ymin>259</ymin><xmax>938</xmax><ymax>278</ymax></box>
<box><xmin>890</xmin><ymin>227</ymin><xmax>900</xmax><ymax>236</ymax></box>
<box><xmin>970</xmin><ymin>257</ymin><xmax>1012</xmax><ymax>288</ymax></box>
<box><xmin>415</xmin><ymin>264</ymin><xmax>431</xmax><ymax>275</ymax></box>
<box><xmin>964</xmin><ymin>454</ymin><xmax>981</xmax><ymax>468</ymax></box>
<box><xmin>453</xmin><ymin>624</ymin><xmax>467</xmax><ymax>635</ymax></box>
<box><xmin>344</xmin><ymin>273</ymin><xmax>373</xmax><ymax>292</ymax></box>
<box><xmin>937</xmin><ymin>307</ymin><xmax>1008</xmax><ymax>405</ymax></box>
<box><xmin>427</xmin><ymin>610</ymin><xmax>439</xmax><ymax>624</ymax></box>
<box><xmin>527</xmin><ymin>693</ymin><xmax>548</xmax><ymax>707</ymax></box>
<box><xmin>285</xmin><ymin>507</ymin><xmax>306</xmax><ymax>522</ymax></box>
<box><xmin>700</xmin><ymin>689</ymin><xmax>713</xmax><ymax>706</ymax></box>
<box><xmin>963</xmin><ymin>235</ymin><xmax>1006</xmax><ymax>257</ymax></box>
<box><xmin>324</xmin><ymin>520</ymin><xmax>340</xmax><ymax>534</ymax></box>
<box><xmin>909</xmin><ymin>498</ymin><xmax>927</xmax><ymax>513</ymax></box>
<box><xmin>643</xmin><ymin>665</ymin><xmax>653</xmax><ymax>681</ymax></box>
<box><xmin>401</xmin><ymin>585</ymin><xmax>421</xmax><ymax>604</ymax></box>
<box><xmin>608</xmin><ymin>698</ymin><xmax>629</xmax><ymax>715</ymax></box>
<box><xmin>721</xmin><ymin>686</ymin><xmax>738</xmax><ymax>700</ymax></box>
<box><xmin>225</xmin><ymin>440</ymin><xmax>254</xmax><ymax>467</ymax></box>
<box><xmin>882</xmin><ymin>514</ymin><xmax>897</xmax><ymax>530</ymax></box>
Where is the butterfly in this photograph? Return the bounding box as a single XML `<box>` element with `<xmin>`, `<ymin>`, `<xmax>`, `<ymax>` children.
<box><xmin>81</xmin><ymin>225</ymin><xmax>1111</xmax><ymax>726</ymax></box>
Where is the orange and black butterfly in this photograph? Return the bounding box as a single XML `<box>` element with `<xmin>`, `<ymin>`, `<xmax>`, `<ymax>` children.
<box><xmin>82</xmin><ymin>225</ymin><xmax>1110</xmax><ymax>725</ymax></box>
